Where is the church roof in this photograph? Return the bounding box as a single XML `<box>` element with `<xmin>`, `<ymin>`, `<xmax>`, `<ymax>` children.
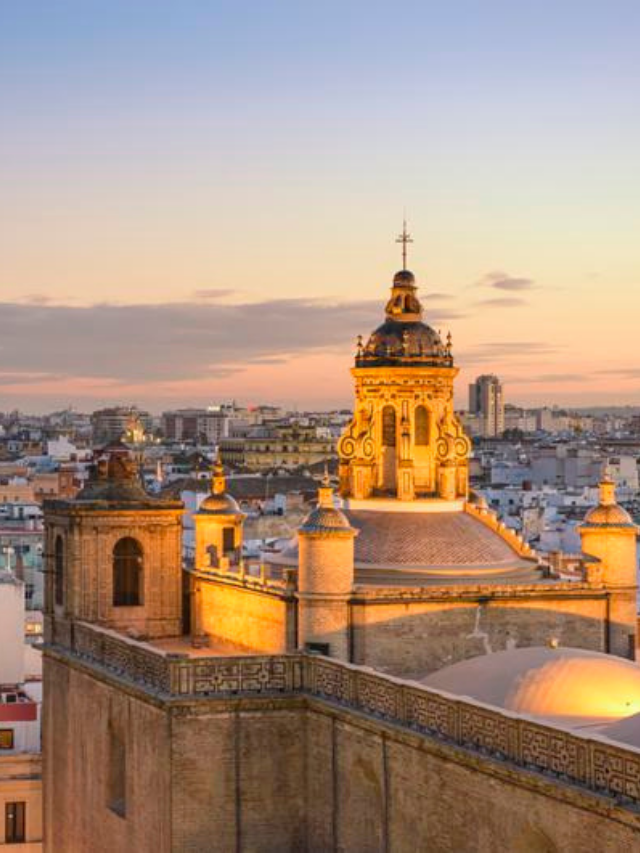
<box><xmin>268</xmin><ymin>506</ymin><xmax>538</xmax><ymax>583</ymax></box>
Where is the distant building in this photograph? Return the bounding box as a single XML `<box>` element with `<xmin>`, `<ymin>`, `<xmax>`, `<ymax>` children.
<box><xmin>161</xmin><ymin>407</ymin><xmax>233</xmax><ymax>444</ymax></box>
<box><xmin>469</xmin><ymin>374</ymin><xmax>504</xmax><ymax>437</ymax></box>
<box><xmin>219</xmin><ymin>423</ymin><xmax>334</xmax><ymax>471</ymax></box>
<box><xmin>90</xmin><ymin>406</ymin><xmax>152</xmax><ymax>445</ymax></box>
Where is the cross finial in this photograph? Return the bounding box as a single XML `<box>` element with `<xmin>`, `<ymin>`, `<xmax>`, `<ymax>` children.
<box><xmin>396</xmin><ymin>218</ymin><xmax>413</xmax><ymax>270</ymax></box>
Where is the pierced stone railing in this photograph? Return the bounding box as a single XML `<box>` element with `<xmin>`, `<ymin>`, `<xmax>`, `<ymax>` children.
<box><xmin>45</xmin><ymin>618</ymin><xmax>640</xmax><ymax>807</ymax></box>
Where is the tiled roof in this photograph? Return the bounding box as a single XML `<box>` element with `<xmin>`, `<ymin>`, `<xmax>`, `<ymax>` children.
<box><xmin>273</xmin><ymin>508</ymin><xmax>536</xmax><ymax>580</ymax></box>
<box><xmin>347</xmin><ymin>510</ymin><xmax>522</xmax><ymax>568</ymax></box>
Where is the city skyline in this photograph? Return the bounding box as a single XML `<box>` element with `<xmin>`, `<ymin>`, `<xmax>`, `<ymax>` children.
<box><xmin>2</xmin><ymin>1</ymin><xmax>640</xmax><ymax>411</ymax></box>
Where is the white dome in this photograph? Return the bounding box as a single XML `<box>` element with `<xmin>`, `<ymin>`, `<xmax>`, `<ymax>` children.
<box><xmin>600</xmin><ymin>712</ymin><xmax>640</xmax><ymax>748</ymax></box>
<box><xmin>422</xmin><ymin>646</ymin><xmax>640</xmax><ymax>727</ymax></box>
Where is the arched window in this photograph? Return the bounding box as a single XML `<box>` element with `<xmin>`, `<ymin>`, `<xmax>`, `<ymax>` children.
<box><xmin>382</xmin><ymin>406</ymin><xmax>396</xmax><ymax>447</ymax></box>
<box><xmin>415</xmin><ymin>406</ymin><xmax>429</xmax><ymax>446</ymax></box>
<box><xmin>113</xmin><ymin>538</ymin><xmax>143</xmax><ymax>607</ymax></box>
<box><xmin>54</xmin><ymin>535</ymin><xmax>64</xmax><ymax>607</ymax></box>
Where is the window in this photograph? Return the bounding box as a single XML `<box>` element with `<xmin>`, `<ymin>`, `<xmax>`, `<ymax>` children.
<box><xmin>108</xmin><ymin>728</ymin><xmax>126</xmax><ymax>817</ymax></box>
<box><xmin>54</xmin><ymin>534</ymin><xmax>64</xmax><ymax>607</ymax></box>
<box><xmin>415</xmin><ymin>406</ymin><xmax>429</xmax><ymax>446</ymax></box>
<box><xmin>113</xmin><ymin>538</ymin><xmax>143</xmax><ymax>607</ymax></box>
<box><xmin>5</xmin><ymin>802</ymin><xmax>25</xmax><ymax>844</ymax></box>
<box><xmin>222</xmin><ymin>526</ymin><xmax>235</xmax><ymax>555</ymax></box>
<box><xmin>0</xmin><ymin>729</ymin><xmax>14</xmax><ymax>750</ymax></box>
<box><xmin>382</xmin><ymin>406</ymin><xmax>396</xmax><ymax>447</ymax></box>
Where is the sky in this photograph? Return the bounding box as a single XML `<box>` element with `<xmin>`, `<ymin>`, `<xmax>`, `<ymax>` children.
<box><xmin>1</xmin><ymin>1</ymin><xmax>639</xmax><ymax>413</ymax></box>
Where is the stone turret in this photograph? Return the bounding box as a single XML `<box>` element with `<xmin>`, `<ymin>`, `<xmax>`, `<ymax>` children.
<box><xmin>579</xmin><ymin>477</ymin><xmax>639</xmax><ymax>658</ymax></box>
<box><xmin>194</xmin><ymin>456</ymin><xmax>245</xmax><ymax>572</ymax></box>
<box><xmin>43</xmin><ymin>440</ymin><xmax>184</xmax><ymax>639</ymax></box>
<box><xmin>296</xmin><ymin>476</ymin><xmax>356</xmax><ymax>660</ymax></box>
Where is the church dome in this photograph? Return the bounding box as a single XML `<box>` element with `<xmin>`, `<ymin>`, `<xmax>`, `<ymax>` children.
<box><xmin>583</xmin><ymin>503</ymin><xmax>634</xmax><ymax>526</ymax></box>
<box><xmin>422</xmin><ymin>646</ymin><xmax>640</xmax><ymax>726</ymax></box>
<box><xmin>356</xmin><ymin>268</ymin><xmax>452</xmax><ymax>367</ymax></box>
<box><xmin>300</xmin><ymin>504</ymin><xmax>352</xmax><ymax>534</ymax></box>
<box><xmin>299</xmin><ymin>477</ymin><xmax>354</xmax><ymax>534</ymax></box>
<box><xmin>268</xmin><ymin>505</ymin><xmax>538</xmax><ymax>584</ymax></box>
<box><xmin>365</xmin><ymin>318</ymin><xmax>445</xmax><ymax>360</ymax></box>
<box><xmin>196</xmin><ymin>456</ymin><xmax>243</xmax><ymax>516</ymax></box>
<box><xmin>199</xmin><ymin>492</ymin><xmax>242</xmax><ymax>515</ymax></box>
<box><xmin>601</xmin><ymin>711</ymin><xmax>640</xmax><ymax>748</ymax></box>
<box><xmin>581</xmin><ymin>478</ymin><xmax>636</xmax><ymax>528</ymax></box>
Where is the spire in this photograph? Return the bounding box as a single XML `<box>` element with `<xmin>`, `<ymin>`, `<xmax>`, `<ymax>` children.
<box><xmin>212</xmin><ymin>452</ymin><xmax>226</xmax><ymax>496</ymax></box>
<box><xmin>318</xmin><ymin>464</ymin><xmax>334</xmax><ymax>508</ymax></box>
<box><xmin>599</xmin><ymin>470</ymin><xmax>616</xmax><ymax>507</ymax></box>
<box><xmin>395</xmin><ymin>218</ymin><xmax>413</xmax><ymax>270</ymax></box>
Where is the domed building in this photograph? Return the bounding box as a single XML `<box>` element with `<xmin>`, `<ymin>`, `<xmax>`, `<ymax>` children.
<box><xmin>41</xmin><ymin>240</ymin><xmax>640</xmax><ymax>853</ymax></box>
<box><xmin>189</xmin><ymin>252</ymin><xmax>638</xmax><ymax>677</ymax></box>
<box><xmin>266</xmin><ymin>263</ymin><xmax>539</xmax><ymax>590</ymax></box>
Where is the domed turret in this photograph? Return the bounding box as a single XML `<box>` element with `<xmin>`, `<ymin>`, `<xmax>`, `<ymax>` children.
<box><xmin>582</xmin><ymin>477</ymin><xmax>635</xmax><ymax>528</ymax></box>
<box><xmin>299</xmin><ymin>473</ymin><xmax>352</xmax><ymax>533</ymax></box>
<box><xmin>194</xmin><ymin>455</ymin><xmax>245</xmax><ymax>571</ymax></box>
<box><xmin>297</xmin><ymin>474</ymin><xmax>356</xmax><ymax>660</ymax></box>
<box><xmin>578</xmin><ymin>475</ymin><xmax>638</xmax><ymax>659</ymax></box>
<box><xmin>199</xmin><ymin>455</ymin><xmax>242</xmax><ymax>516</ymax></box>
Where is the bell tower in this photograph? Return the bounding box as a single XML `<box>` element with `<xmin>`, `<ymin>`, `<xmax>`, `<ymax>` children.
<box><xmin>44</xmin><ymin>441</ymin><xmax>184</xmax><ymax>639</ymax></box>
<box><xmin>338</xmin><ymin>228</ymin><xmax>470</xmax><ymax>502</ymax></box>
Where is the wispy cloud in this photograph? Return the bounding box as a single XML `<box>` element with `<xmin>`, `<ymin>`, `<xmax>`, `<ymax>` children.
<box><xmin>0</xmin><ymin>295</ymin><xmax>460</xmax><ymax>391</ymax></box>
<box><xmin>458</xmin><ymin>341</ymin><xmax>560</xmax><ymax>366</ymax></box>
<box><xmin>504</xmin><ymin>373</ymin><xmax>588</xmax><ymax>384</ymax></box>
<box><xmin>474</xmin><ymin>271</ymin><xmax>537</xmax><ymax>292</ymax></box>
<box><xmin>475</xmin><ymin>296</ymin><xmax>527</xmax><ymax>309</ymax></box>
<box><xmin>424</xmin><ymin>291</ymin><xmax>455</xmax><ymax>302</ymax></box>
<box><xmin>596</xmin><ymin>367</ymin><xmax>640</xmax><ymax>380</ymax></box>
<box><xmin>192</xmin><ymin>288</ymin><xmax>239</xmax><ymax>300</ymax></box>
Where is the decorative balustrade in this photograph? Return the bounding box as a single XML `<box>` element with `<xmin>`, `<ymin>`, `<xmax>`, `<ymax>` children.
<box><xmin>46</xmin><ymin>619</ymin><xmax>640</xmax><ymax>808</ymax></box>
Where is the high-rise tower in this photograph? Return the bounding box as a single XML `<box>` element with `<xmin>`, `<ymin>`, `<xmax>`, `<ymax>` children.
<box><xmin>469</xmin><ymin>374</ymin><xmax>504</xmax><ymax>437</ymax></box>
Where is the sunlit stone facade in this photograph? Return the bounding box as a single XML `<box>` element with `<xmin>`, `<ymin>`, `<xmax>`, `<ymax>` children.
<box><xmin>338</xmin><ymin>269</ymin><xmax>470</xmax><ymax>501</ymax></box>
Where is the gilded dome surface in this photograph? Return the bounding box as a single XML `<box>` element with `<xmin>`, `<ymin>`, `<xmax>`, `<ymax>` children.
<box><xmin>198</xmin><ymin>492</ymin><xmax>242</xmax><ymax>515</ymax></box>
<box><xmin>422</xmin><ymin>646</ymin><xmax>640</xmax><ymax>725</ymax></box>
<box><xmin>356</xmin><ymin>268</ymin><xmax>453</xmax><ymax>367</ymax></box>
<box><xmin>364</xmin><ymin>318</ymin><xmax>445</xmax><ymax>359</ymax></box>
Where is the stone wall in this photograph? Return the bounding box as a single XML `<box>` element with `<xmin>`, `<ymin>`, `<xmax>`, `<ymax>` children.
<box><xmin>198</xmin><ymin>580</ymin><xmax>294</xmax><ymax>653</ymax></box>
<box><xmin>352</xmin><ymin>588</ymin><xmax>610</xmax><ymax>677</ymax></box>
<box><xmin>197</xmin><ymin>575</ymin><xmax>626</xmax><ymax>678</ymax></box>
<box><xmin>305</xmin><ymin>706</ymin><xmax>640</xmax><ymax>853</ymax></box>
<box><xmin>43</xmin><ymin>656</ymin><xmax>172</xmax><ymax>853</ymax></box>
<box><xmin>43</xmin><ymin>634</ymin><xmax>640</xmax><ymax>851</ymax></box>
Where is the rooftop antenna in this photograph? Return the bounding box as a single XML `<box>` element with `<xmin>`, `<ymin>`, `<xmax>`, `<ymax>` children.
<box><xmin>395</xmin><ymin>216</ymin><xmax>413</xmax><ymax>270</ymax></box>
